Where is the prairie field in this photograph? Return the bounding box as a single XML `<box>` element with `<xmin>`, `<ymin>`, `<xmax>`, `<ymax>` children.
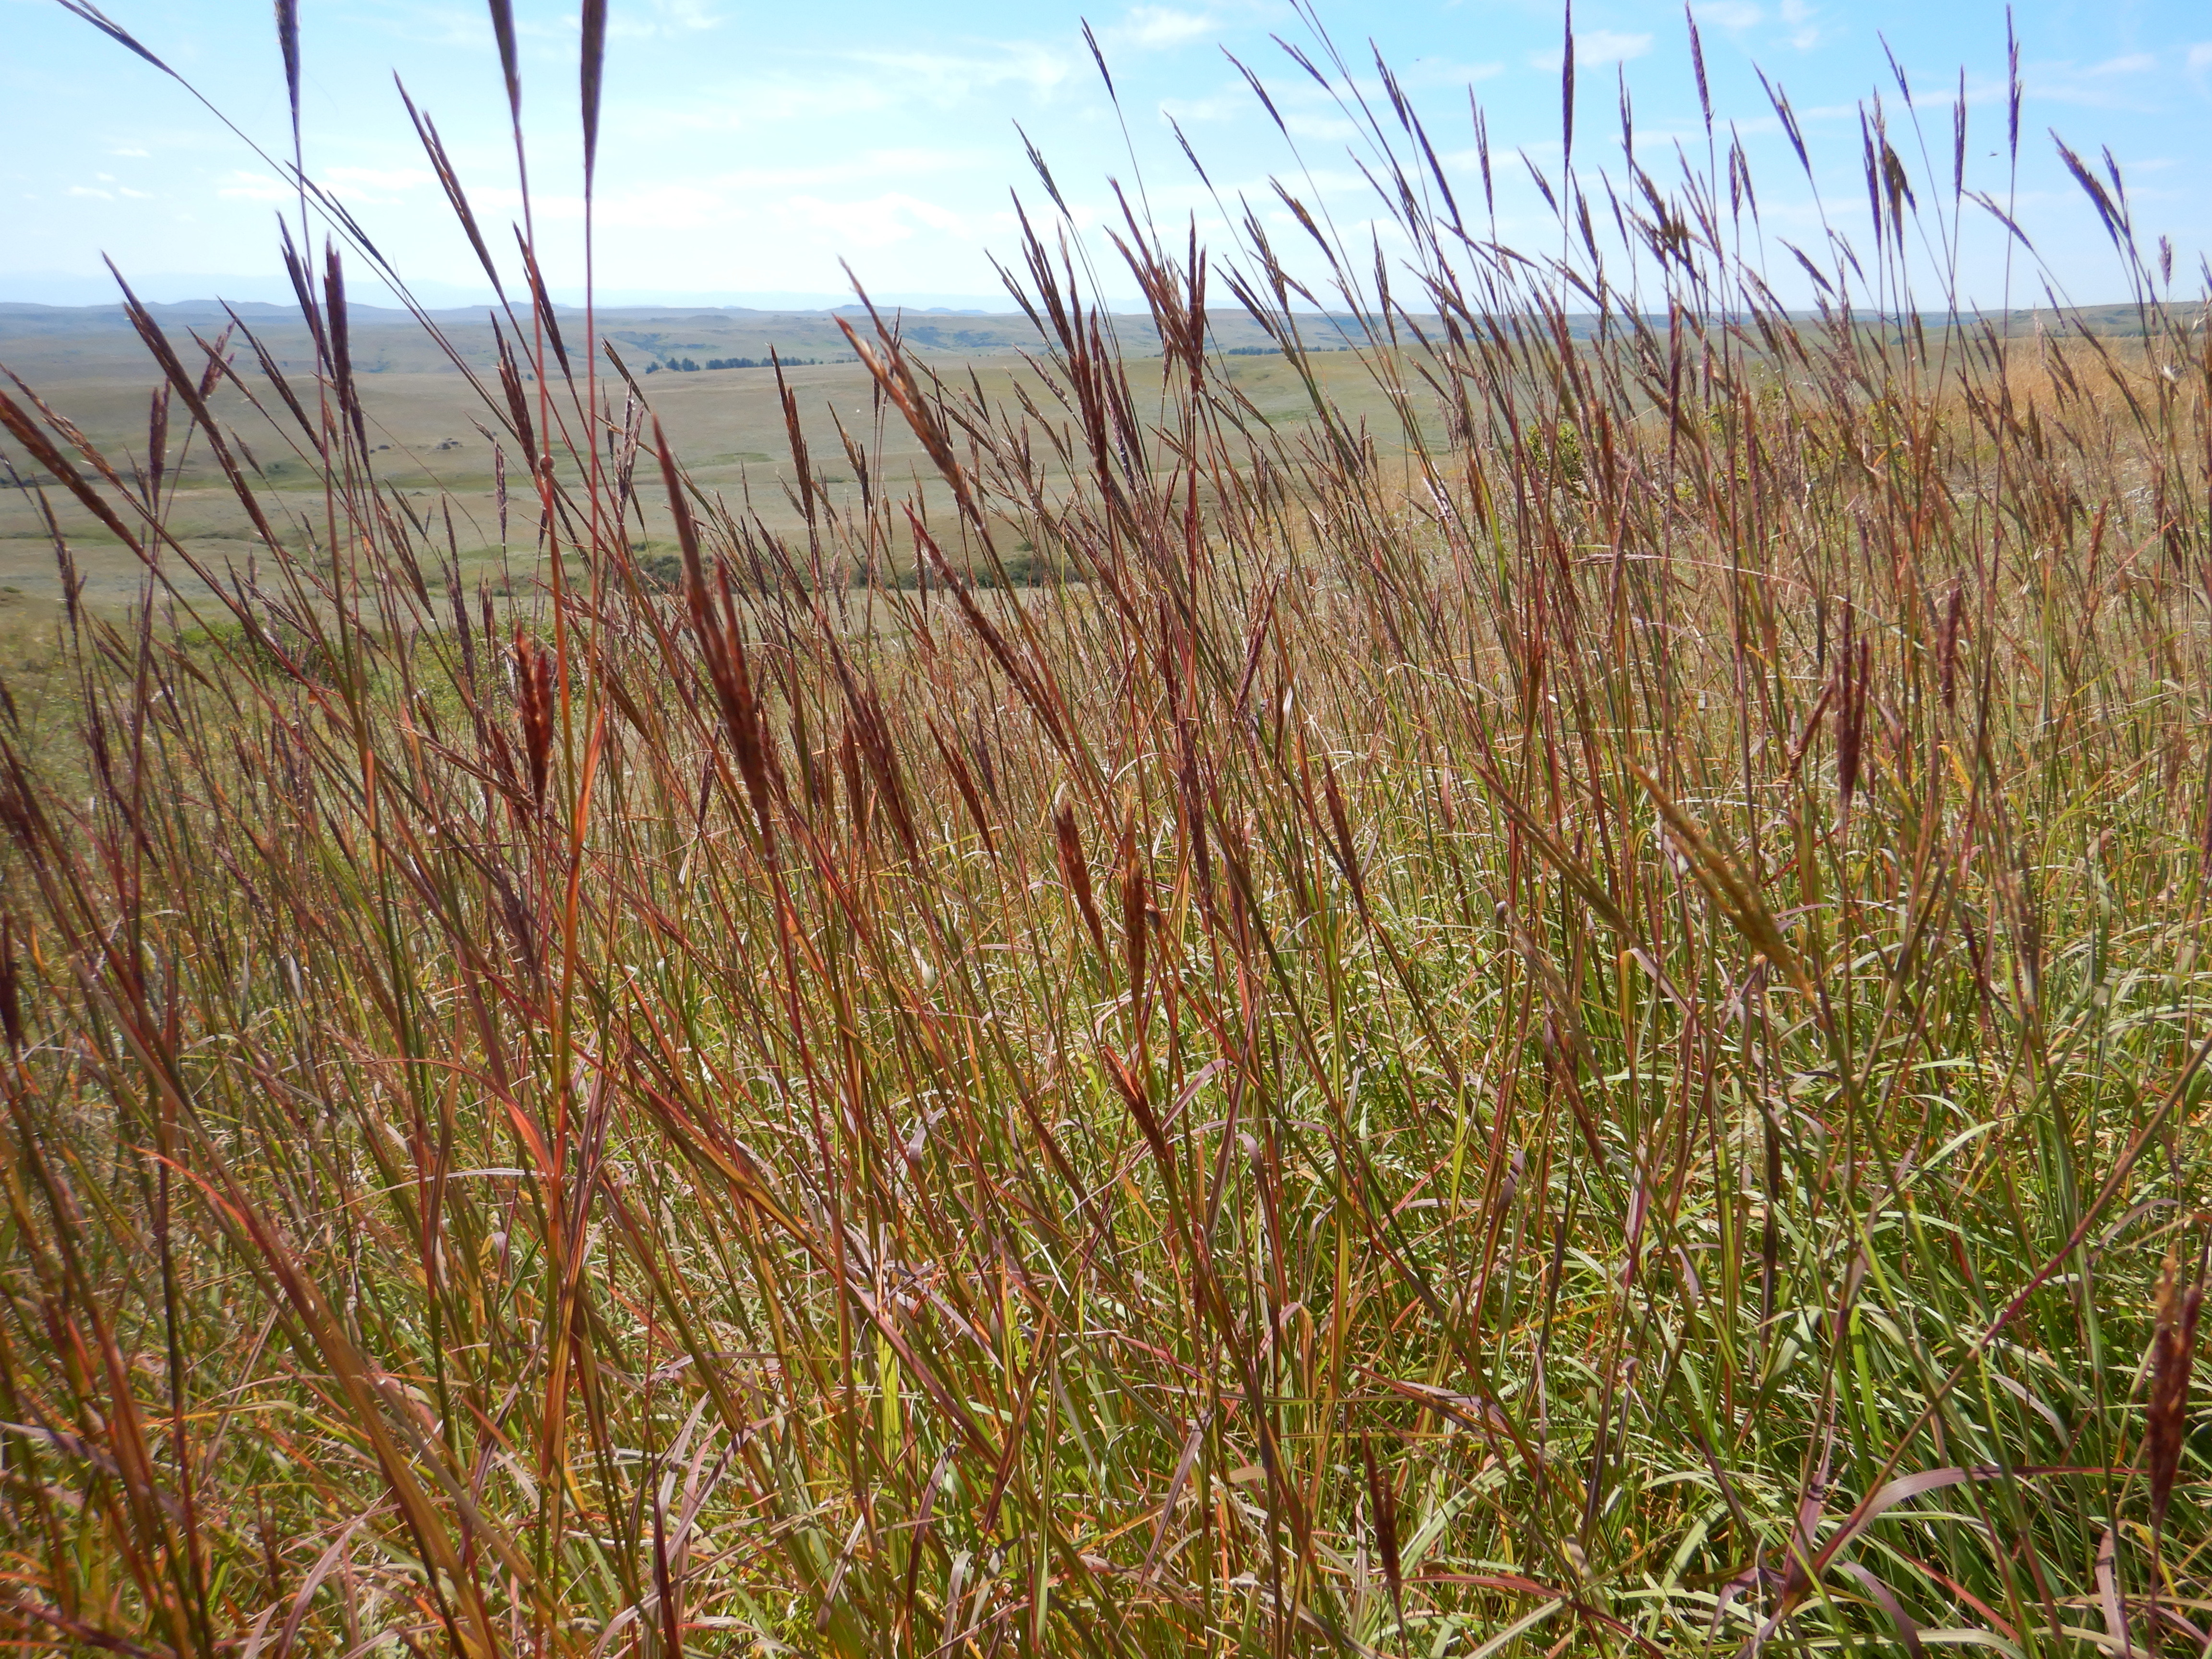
<box><xmin>0</xmin><ymin>12</ymin><xmax>2209</xmax><ymax>1659</ymax></box>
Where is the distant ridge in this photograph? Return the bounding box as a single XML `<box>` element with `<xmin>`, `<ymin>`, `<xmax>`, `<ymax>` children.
<box><xmin>2</xmin><ymin>297</ymin><xmax>2185</xmax><ymax>364</ymax></box>
<box><xmin>0</xmin><ymin>299</ymin><xmax>1007</xmax><ymax>327</ymax></box>
<box><xmin>0</xmin><ymin>272</ymin><xmax>1036</xmax><ymax>315</ymax></box>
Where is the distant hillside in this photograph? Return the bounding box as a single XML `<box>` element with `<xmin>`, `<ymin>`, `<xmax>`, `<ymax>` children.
<box><xmin>0</xmin><ymin>299</ymin><xmax>1350</xmax><ymax>376</ymax></box>
<box><xmin>1</xmin><ymin>297</ymin><xmax>2195</xmax><ymax>381</ymax></box>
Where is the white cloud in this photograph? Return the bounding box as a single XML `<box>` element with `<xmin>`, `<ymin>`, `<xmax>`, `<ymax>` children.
<box><xmin>1158</xmin><ymin>84</ymin><xmax>1252</xmax><ymax>124</ymax></box>
<box><xmin>108</xmin><ymin>146</ymin><xmax>150</xmax><ymax>158</ymax></box>
<box><xmin>1779</xmin><ymin>0</ymin><xmax>1824</xmax><ymax>50</ymax></box>
<box><xmin>1118</xmin><ymin>7</ymin><xmax>1215</xmax><ymax>49</ymax></box>
<box><xmin>217</xmin><ymin>171</ymin><xmax>292</xmax><ymax>203</ymax></box>
<box><xmin>848</xmin><ymin>43</ymin><xmax>1071</xmax><ymax>102</ymax></box>
<box><xmin>1531</xmin><ymin>30</ymin><xmax>1652</xmax><ymax>71</ymax></box>
<box><xmin>431</xmin><ymin>173</ymin><xmax>980</xmax><ymax>245</ymax></box>
<box><xmin>1158</xmin><ymin>56</ymin><xmax>1500</xmax><ymax>139</ymax></box>
<box><xmin>778</xmin><ymin>192</ymin><xmax>968</xmax><ymax>249</ymax></box>
<box><xmin>711</xmin><ymin>149</ymin><xmax>973</xmax><ymax>189</ymax></box>
<box><xmin>322</xmin><ymin>166</ymin><xmax>435</xmax><ymax>192</ymax></box>
<box><xmin>645</xmin><ymin>77</ymin><xmax>893</xmax><ymax>128</ymax></box>
<box><xmin>593</xmin><ymin>183</ymin><xmax>728</xmax><ymax>230</ymax></box>
<box><xmin>2189</xmin><ymin>42</ymin><xmax>2212</xmax><ymax>71</ymax></box>
<box><xmin>606</xmin><ymin>0</ymin><xmax>722</xmax><ymax>38</ymax></box>
<box><xmin>627</xmin><ymin>46</ymin><xmax>1067</xmax><ymax>139</ymax></box>
<box><xmin>67</xmin><ymin>185</ymin><xmax>113</xmax><ymax>199</ymax></box>
<box><xmin>2030</xmin><ymin>51</ymin><xmax>2172</xmax><ymax>108</ymax></box>
<box><xmin>1694</xmin><ymin>2</ymin><xmax>1763</xmax><ymax>28</ymax></box>
<box><xmin>1586</xmin><ymin>29</ymin><xmax>1655</xmax><ymax>63</ymax></box>
<box><xmin>650</xmin><ymin>0</ymin><xmax>719</xmax><ymax>28</ymax></box>
<box><xmin>1395</xmin><ymin>58</ymin><xmax>1505</xmax><ymax>88</ymax></box>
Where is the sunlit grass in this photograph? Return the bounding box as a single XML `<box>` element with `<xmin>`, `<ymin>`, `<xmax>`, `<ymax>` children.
<box><xmin>0</xmin><ymin>7</ymin><xmax>2207</xmax><ymax>1657</ymax></box>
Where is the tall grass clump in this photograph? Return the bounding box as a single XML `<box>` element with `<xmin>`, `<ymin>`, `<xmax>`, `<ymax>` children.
<box><xmin>1</xmin><ymin>5</ymin><xmax>2208</xmax><ymax>1654</ymax></box>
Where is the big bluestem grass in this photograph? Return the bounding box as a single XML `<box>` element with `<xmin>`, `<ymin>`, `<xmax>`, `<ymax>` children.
<box><xmin>0</xmin><ymin>6</ymin><xmax>2208</xmax><ymax>1657</ymax></box>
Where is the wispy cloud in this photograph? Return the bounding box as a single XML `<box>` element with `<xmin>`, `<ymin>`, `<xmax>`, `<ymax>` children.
<box><xmin>848</xmin><ymin>42</ymin><xmax>1072</xmax><ymax>100</ymax></box>
<box><xmin>608</xmin><ymin>0</ymin><xmax>722</xmax><ymax>40</ymax></box>
<box><xmin>1531</xmin><ymin>30</ymin><xmax>1652</xmax><ymax>72</ymax></box>
<box><xmin>1159</xmin><ymin>55</ymin><xmax>1499</xmax><ymax>139</ymax></box>
<box><xmin>1394</xmin><ymin>58</ymin><xmax>1505</xmax><ymax>89</ymax></box>
<box><xmin>1157</xmin><ymin>83</ymin><xmax>1252</xmax><ymax>125</ymax></box>
<box><xmin>413</xmin><ymin>156</ymin><xmax>985</xmax><ymax>242</ymax></box>
<box><xmin>1779</xmin><ymin>0</ymin><xmax>1824</xmax><ymax>52</ymax></box>
<box><xmin>639</xmin><ymin>77</ymin><xmax>893</xmax><ymax>128</ymax></box>
<box><xmin>649</xmin><ymin>0</ymin><xmax>719</xmax><ymax>29</ymax></box>
<box><xmin>1114</xmin><ymin>6</ymin><xmax>1215</xmax><ymax>50</ymax></box>
<box><xmin>777</xmin><ymin>192</ymin><xmax>969</xmax><ymax>249</ymax></box>
<box><xmin>712</xmin><ymin>149</ymin><xmax>979</xmax><ymax>189</ymax></box>
<box><xmin>1693</xmin><ymin>3</ymin><xmax>1763</xmax><ymax>30</ymax></box>
<box><xmin>322</xmin><ymin>166</ymin><xmax>435</xmax><ymax>193</ymax></box>
<box><xmin>626</xmin><ymin>40</ymin><xmax>1072</xmax><ymax>140</ymax></box>
<box><xmin>216</xmin><ymin>171</ymin><xmax>291</xmax><ymax>203</ymax></box>
<box><xmin>2030</xmin><ymin>51</ymin><xmax>2166</xmax><ymax>109</ymax></box>
<box><xmin>594</xmin><ymin>183</ymin><xmax>729</xmax><ymax>230</ymax></box>
<box><xmin>1283</xmin><ymin>112</ymin><xmax>1360</xmax><ymax>141</ymax></box>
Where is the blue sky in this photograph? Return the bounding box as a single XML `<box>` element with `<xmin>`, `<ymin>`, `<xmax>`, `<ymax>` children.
<box><xmin>4</xmin><ymin>0</ymin><xmax>2209</xmax><ymax>311</ymax></box>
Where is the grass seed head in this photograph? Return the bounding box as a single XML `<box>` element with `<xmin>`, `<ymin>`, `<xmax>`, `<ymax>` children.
<box><xmin>2149</xmin><ymin>1248</ymin><xmax>2204</xmax><ymax>1537</ymax></box>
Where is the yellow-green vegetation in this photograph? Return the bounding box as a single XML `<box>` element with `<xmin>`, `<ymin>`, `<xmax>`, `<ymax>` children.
<box><xmin>0</xmin><ymin>12</ymin><xmax>2209</xmax><ymax>1659</ymax></box>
